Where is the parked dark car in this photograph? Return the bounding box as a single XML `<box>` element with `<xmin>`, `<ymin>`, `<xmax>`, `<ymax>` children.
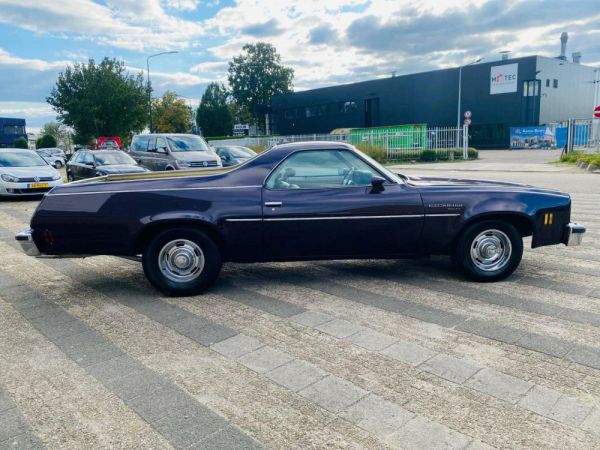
<box><xmin>214</xmin><ymin>145</ymin><xmax>257</xmax><ymax>167</ymax></box>
<box><xmin>66</xmin><ymin>150</ymin><xmax>148</xmax><ymax>181</ymax></box>
<box><xmin>17</xmin><ymin>142</ymin><xmax>584</xmax><ymax>296</ymax></box>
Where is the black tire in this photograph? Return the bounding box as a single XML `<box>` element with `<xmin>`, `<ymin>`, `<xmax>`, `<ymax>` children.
<box><xmin>452</xmin><ymin>220</ymin><xmax>523</xmax><ymax>282</ymax></box>
<box><xmin>142</xmin><ymin>227</ymin><xmax>222</xmax><ymax>296</ymax></box>
<box><xmin>54</xmin><ymin>161</ymin><xmax>63</xmax><ymax>169</ymax></box>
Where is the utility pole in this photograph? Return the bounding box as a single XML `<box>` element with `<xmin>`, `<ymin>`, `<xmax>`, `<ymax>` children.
<box><xmin>146</xmin><ymin>51</ymin><xmax>178</xmax><ymax>132</ymax></box>
<box><xmin>456</xmin><ymin>58</ymin><xmax>483</xmax><ymax>148</ymax></box>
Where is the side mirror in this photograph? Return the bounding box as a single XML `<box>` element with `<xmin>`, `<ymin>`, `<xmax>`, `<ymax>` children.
<box><xmin>370</xmin><ymin>175</ymin><xmax>386</xmax><ymax>193</ymax></box>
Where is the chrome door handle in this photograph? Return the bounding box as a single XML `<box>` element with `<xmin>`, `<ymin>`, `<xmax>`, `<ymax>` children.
<box><xmin>265</xmin><ymin>202</ymin><xmax>283</xmax><ymax>207</ymax></box>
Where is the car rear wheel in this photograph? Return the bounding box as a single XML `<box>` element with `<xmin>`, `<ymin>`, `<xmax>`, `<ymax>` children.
<box><xmin>142</xmin><ymin>227</ymin><xmax>222</xmax><ymax>296</ymax></box>
<box><xmin>54</xmin><ymin>161</ymin><xmax>63</xmax><ymax>169</ymax></box>
<box><xmin>453</xmin><ymin>220</ymin><xmax>523</xmax><ymax>282</ymax></box>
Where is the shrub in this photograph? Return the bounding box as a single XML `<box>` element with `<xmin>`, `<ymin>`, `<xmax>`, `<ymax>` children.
<box><xmin>355</xmin><ymin>143</ymin><xmax>386</xmax><ymax>163</ymax></box>
<box><xmin>36</xmin><ymin>134</ymin><xmax>57</xmax><ymax>149</ymax></box>
<box><xmin>420</xmin><ymin>149</ymin><xmax>437</xmax><ymax>161</ymax></box>
<box><xmin>12</xmin><ymin>137</ymin><xmax>28</xmax><ymax>149</ymax></box>
<box><xmin>467</xmin><ymin>147</ymin><xmax>478</xmax><ymax>159</ymax></box>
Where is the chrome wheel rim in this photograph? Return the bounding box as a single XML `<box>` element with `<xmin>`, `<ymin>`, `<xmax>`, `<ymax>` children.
<box><xmin>470</xmin><ymin>229</ymin><xmax>512</xmax><ymax>272</ymax></box>
<box><xmin>158</xmin><ymin>239</ymin><xmax>205</xmax><ymax>283</ymax></box>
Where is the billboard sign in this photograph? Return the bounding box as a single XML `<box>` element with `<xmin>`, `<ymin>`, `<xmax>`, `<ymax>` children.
<box><xmin>490</xmin><ymin>63</ymin><xmax>518</xmax><ymax>95</ymax></box>
<box><xmin>510</xmin><ymin>126</ymin><xmax>556</xmax><ymax>149</ymax></box>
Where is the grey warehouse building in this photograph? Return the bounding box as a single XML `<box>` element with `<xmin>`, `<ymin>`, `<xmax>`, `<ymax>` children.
<box><xmin>269</xmin><ymin>54</ymin><xmax>596</xmax><ymax>149</ymax></box>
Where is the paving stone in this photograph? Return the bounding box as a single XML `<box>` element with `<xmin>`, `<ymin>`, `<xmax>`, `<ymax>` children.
<box><xmin>86</xmin><ymin>355</ymin><xmax>146</xmax><ymax>384</ymax></box>
<box><xmin>0</xmin><ymin>409</ymin><xmax>27</xmax><ymax>443</ymax></box>
<box><xmin>518</xmin><ymin>385</ymin><xmax>561</xmax><ymax>417</ymax></box>
<box><xmin>154</xmin><ymin>406</ymin><xmax>225</xmax><ymax>448</ymax></box>
<box><xmin>237</xmin><ymin>346</ymin><xmax>294</xmax><ymax>373</ymax></box>
<box><xmin>340</xmin><ymin>394</ymin><xmax>414</xmax><ymax>436</ymax></box>
<box><xmin>28</xmin><ymin>312</ymin><xmax>79</xmax><ymax>330</ymax></box>
<box><xmin>580</xmin><ymin>407</ymin><xmax>600</xmax><ymax>434</ymax></box>
<box><xmin>62</xmin><ymin>341</ymin><xmax>124</xmax><ymax>368</ymax></box>
<box><xmin>173</xmin><ymin>320</ymin><xmax>237</xmax><ymax>347</ymax></box>
<box><xmin>549</xmin><ymin>395</ymin><xmax>594</xmax><ymax>426</ymax></box>
<box><xmin>210</xmin><ymin>334</ymin><xmax>264</xmax><ymax>359</ymax></box>
<box><xmin>219</xmin><ymin>286</ymin><xmax>305</xmax><ymax>317</ymax></box>
<box><xmin>314</xmin><ymin>318</ymin><xmax>363</xmax><ymax>338</ymax></box>
<box><xmin>16</xmin><ymin>301</ymin><xmax>64</xmax><ymax>319</ymax></box>
<box><xmin>419</xmin><ymin>354</ymin><xmax>481</xmax><ymax>385</ymax></box>
<box><xmin>191</xmin><ymin>426</ymin><xmax>263</xmax><ymax>450</ymax></box>
<box><xmin>387</xmin><ymin>416</ymin><xmax>472</xmax><ymax>450</ymax></box>
<box><xmin>404</xmin><ymin>304</ymin><xmax>464</xmax><ymax>328</ymax></box>
<box><xmin>106</xmin><ymin>369</ymin><xmax>170</xmax><ymax>401</ymax></box>
<box><xmin>464</xmin><ymin>368</ymin><xmax>533</xmax><ymax>404</ymax></box>
<box><xmin>298</xmin><ymin>376</ymin><xmax>368</xmax><ymax>413</ymax></box>
<box><xmin>289</xmin><ymin>311</ymin><xmax>333</xmax><ymax>327</ymax></box>
<box><xmin>381</xmin><ymin>341</ymin><xmax>437</xmax><ymax>366</ymax></box>
<box><xmin>0</xmin><ymin>432</ymin><xmax>45</xmax><ymax>450</ymax></box>
<box><xmin>566</xmin><ymin>345</ymin><xmax>600</xmax><ymax>370</ymax></box>
<box><xmin>265</xmin><ymin>359</ymin><xmax>327</xmax><ymax>392</ymax></box>
<box><xmin>516</xmin><ymin>333</ymin><xmax>573</xmax><ymax>358</ymax></box>
<box><xmin>127</xmin><ymin>386</ymin><xmax>196</xmax><ymax>423</ymax></box>
<box><xmin>39</xmin><ymin>320</ymin><xmax>92</xmax><ymax>343</ymax></box>
<box><xmin>0</xmin><ymin>390</ymin><xmax>13</xmax><ymax>413</ymax></box>
<box><xmin>134</xmin><ymin>301</ymin><xmax>191</xmax><ymax>325</ymax></box>
<box><xmin>347</xmin><ymin>329</ymin><xmax>398</xmax><ymax>351</ymax></box>
<box><xmin>459</xmin><ymin>320</ymin><xmax>526</xmax><ymax>345</ymax></box>
<box><xmin>54</xmin><ymin>329</ymin><xmax>106</xmax><ymax>351</ymax></box>
<box><xmin>465</xmin><ymin>439</ymin><xmax>496</xmax><ymax>450</ymax></box>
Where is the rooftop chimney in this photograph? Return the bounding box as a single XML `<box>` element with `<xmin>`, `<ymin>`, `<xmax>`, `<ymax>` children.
<box><xmin>572</xmin><ymin>52</ymin><xmax>582</xmax><ymax>64</ymax></box>
<box><xmin>500</xmin><ymin>50</ymin><xmax>511</xmax><ymax>61</ymax></box>
<box><xmin>559</xmin><ymin>32</ymin><xmax>568</xmax><ymax>61</ymax></box>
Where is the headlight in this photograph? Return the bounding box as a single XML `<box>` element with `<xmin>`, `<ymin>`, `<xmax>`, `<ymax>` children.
<box><xmin>52</xmin><ymin>173</ymin><xmax>62</xmax><ymax>181</ymax></box>
<box><xmin>1</xmin><ymin>174</ymin><xmax>18</xmax><ymax>182</ymax></box>
<box><xmin>176</xmin><ymin>160</ymin><xmax>191</xmax><ymax>167</ymax></box>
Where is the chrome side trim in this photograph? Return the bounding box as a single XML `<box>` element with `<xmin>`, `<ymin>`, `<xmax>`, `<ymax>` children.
<box><xmin>226</xmin><ymin>213</ymin><xmax>462</xmax><ymax>222</ymax></box>
<box><xmin>425</xmin><ymin>213</ymin><xmax>462</xmax><ymax>217</ymax></box>
<box><xmin>226</xmin><ymin>218</ymin><xmax>263</xmax><ymax>222</ymax></box>
<box><xmin>46</xmin><ymin>185</ymin><xmax>263</xmax><ymax>196</ymax></box>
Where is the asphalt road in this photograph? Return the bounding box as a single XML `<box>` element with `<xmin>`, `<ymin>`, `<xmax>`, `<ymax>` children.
<box><xmin>1</xmin><ymin>154</ymin><xmax>599</xmax><ymax>449</ymax></box>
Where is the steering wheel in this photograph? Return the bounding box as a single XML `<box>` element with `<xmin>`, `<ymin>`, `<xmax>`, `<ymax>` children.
<box><xmin>342</xmin><ymin>167</ymin><xmax>356</xmax><ymax>186</ymax></box>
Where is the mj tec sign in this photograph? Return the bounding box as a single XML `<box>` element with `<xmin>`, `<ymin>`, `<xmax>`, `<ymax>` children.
<box><xmin>490</xmin><ymin>63</ymin><xmax>518</xmax><ymax>95</ymax></box>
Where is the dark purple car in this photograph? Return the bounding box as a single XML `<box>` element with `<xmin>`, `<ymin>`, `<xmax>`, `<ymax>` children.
<box><xmin>16</xmin><ymin>142</ymin><xmax>585</xmax><ymax>296</ymax></box>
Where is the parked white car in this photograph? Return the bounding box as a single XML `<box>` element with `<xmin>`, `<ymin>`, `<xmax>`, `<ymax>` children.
<box><xmin>0</xmin><ymin>149</ymin><xmax>63</xmax><ymax>197</ymax></box>
<box><xmin>36</xmin><ymin>149</ymin><xmax>66</xmax><ymax>168</ymax></box>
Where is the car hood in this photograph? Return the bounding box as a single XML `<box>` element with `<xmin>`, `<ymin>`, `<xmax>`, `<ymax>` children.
<box><xmin>96</xmin><ymin>164</ymin><xmax>147</xmax><ymax>174</ymax></box>
<box><xmin>0</xmin><ymin>165</ymin><xmax>58</xmax><ymax>178</ymax></box>
<box><xmin>403</xmin><ymin>174</ymin><xmax>569</xmax><ymax>198</ymax></box>
<box><xmin>171</xmin><ymin>152</ymin><xmax>218</xmax><ymax>162</ymax></box>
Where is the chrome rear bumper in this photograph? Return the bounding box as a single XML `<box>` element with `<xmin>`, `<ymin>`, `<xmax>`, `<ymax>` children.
<box><xmin>15</xmin><ymin>228</ymin><xmax>41</xmax><ymax>256</ymax></box>
<box><xmin>565</xmin><ymin>222</ymin><xmax>585</xmax><ymax>246</ymax></box>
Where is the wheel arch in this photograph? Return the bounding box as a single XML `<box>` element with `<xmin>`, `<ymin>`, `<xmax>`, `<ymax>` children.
<box><xmin>451</xmin><ymin>212</ymin><xmax>534</xmax><ymax>250</ymax></box>
<box><xmin>134</xmin><ymin>219</ymin><xmax>224</xmax><ymax>255</ymax></box>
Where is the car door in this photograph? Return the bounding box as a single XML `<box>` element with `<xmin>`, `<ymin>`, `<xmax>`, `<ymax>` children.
<box><xmin>80</xmin><ymin>151</ymin><xmax>96</xmax><ymax>179</ymax></box>
<box><xmin>130</xmin><ymin>135</ymin><xmax>151</xmax><ymax>169</ymax></box>
<box><xmin>261</xmin><ymin>149</ymin><xmax>424</xmax><ymax>260</ymax></box>
<box><xmin>155</xmin><ymin>136</ymin><xmax>170</xmax><ymax>171</ymax></box>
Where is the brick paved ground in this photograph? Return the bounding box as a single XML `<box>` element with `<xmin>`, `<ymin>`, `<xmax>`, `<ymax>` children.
<box><xmin>0</xmin><ymin>159</ymin><xmax>599</xmax><ymax>449</ymax></box>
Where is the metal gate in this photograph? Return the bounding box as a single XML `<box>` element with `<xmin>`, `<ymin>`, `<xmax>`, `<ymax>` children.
<box><xmin>564</xmin><ymin>118</ymin><xmax>600</xmax><ymax>153</ymax></box>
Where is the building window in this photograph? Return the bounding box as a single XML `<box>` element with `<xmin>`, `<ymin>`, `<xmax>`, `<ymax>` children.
<box><xmin>284</xmin><ymin>109</ymin><xmax>298</xmax><ymax>119</ymax></box>
<box><xmin>546</xmin><ymin>79</ymin><xmax>550</xmax><ymax>87</ymax></box>
<box><xmin>553</xmin><ymin>79</ymin><xmax>558</xmax><ymax>88</ymax></box>
<box><xmin>3</xmin><ymin>125</ymin><xmax>25</xmax><ymax>135</ymax></box>
<box><xmin>343</xmin><ymin>101</ymin><xmax>357</xmax><ymax>113</ymax></box>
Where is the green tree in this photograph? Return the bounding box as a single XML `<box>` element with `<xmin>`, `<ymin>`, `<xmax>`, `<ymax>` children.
<box><xmin>36</xmin><ymin>134</ymin><xmax>58</xmax><ymax>149</ymax></box>
<box><xmin>40</xmin><ymin>122</ymin><xmax>68</xmax><ymax>144</ymax></box>
<box><xmin>12</xmin><ymin>137</ymin><xmax>28</xmax><ymax>149</ymax></box>
<box><xmin>152</xmin><ymin>91</ymin><xmax>191</xmax><ymax>133</ymax></box>
<box><xmin>228</xmin><ymin>101</ymin><xmax>253</xmax><ymax>127</ymax></box>
<box><xmin>196</xmin><ymin>82</ymin><xmax>233</xmax><ymax>137</ymax></box>
<box><xmin>46</xmin><ymin>58</ymin><xmax>148</xmax><ymax>143</ymax></box>
<box><xmin>227</xmin><ymin>42</ymin><xmax>293</xmax><ymax>131</ymax></box>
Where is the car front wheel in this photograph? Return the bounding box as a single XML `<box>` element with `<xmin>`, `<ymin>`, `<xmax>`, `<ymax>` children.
<box><xmin>142</xmin><ymin>227</ymin><xmax>222</xmax><ymax>296</ymax></box>
<box><xmin>453</xmin><ymin>220</ymin><xmax>523</xmax><ymax>282</ymax></box>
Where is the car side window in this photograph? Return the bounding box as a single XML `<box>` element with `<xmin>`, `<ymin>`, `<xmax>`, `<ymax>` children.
<box><xmin>156</xmin><ymin>137</ymin><xmax>168</xmax><ymax>151</ymax></box>
<box><xmin>132</xmin><ymin>136</ymin><xmax>150</xmax><ymax>152</ymax></box>
<box><xmin>265</xmin><ymin>150</ymin><xmax>378</xmax><ymax>190</ymax></box>
<box><xmin>148</xmin><ymin>137</ymin><xmax>158</xmax><ymax>152</ymax></box>
<box><xmin>81</xmin><ymin>152</ymin><xmax>94</xmax><ymax>165</ymax></box>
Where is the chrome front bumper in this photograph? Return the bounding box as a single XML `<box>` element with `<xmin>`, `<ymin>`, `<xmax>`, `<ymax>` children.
<box><xmin>565</xmin><ymin>222</ymin><xmax>586</xmax><ymax>246</ymax></box>
<box><xmin>15</xmin><ymin>228</ymin><xmax>41</xmax><ymax>256</ymax></box>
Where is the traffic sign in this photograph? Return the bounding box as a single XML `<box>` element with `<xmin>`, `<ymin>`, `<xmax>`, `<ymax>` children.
<box><xmin>464</xmin><ymin>110</ymin><xmax>472</xmax><ymax>118</ymax></box>
<box><xmin>594</xmin><ymin>106</ymin><xmax>600</xmax><ymax>118</ymax></box>
<box><xmin>464</xmin><ymin>118</ymin><xmax>472</xmax><ymax>125</ymax></box>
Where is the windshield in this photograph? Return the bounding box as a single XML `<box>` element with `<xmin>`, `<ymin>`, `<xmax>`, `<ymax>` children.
<box><xmin>167</xmin><ymin>135</ymin><xmax>209</xmax><ymax>152</ymax></box>
<box><xmin>0</xmin><ymin>152</ymin><xmax>47</xmax><ymax>167</ymax></box>
<box><xmin>355</xmin><ymin>150</ymin><xmax>403</xmax><ymax>184</ymax></box>
<box><xmin>93</xmin><ymin>152</ymin><xmax>136</xmax><ymax>166</ymax></box>
<box><xmin>227</xmin><ymin>146</ymin><xmax>256</xmax><ymax>158</ymax></box>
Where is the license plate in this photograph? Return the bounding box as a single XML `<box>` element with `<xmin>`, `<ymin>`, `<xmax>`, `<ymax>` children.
<box><xmin>28</xmin><ymin>183</ymin><xmax>49</xmax><ymax>189</ymax></box>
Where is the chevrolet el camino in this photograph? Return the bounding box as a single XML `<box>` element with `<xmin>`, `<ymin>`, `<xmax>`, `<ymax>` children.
<box><xmin>16</xmin><ymin>142</ymin><xmax>585</xmax><ymax>296</ymax></box>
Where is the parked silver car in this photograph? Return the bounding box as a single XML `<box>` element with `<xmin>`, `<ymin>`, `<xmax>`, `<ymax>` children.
<box><xmin>0</xmin><ymin>149</ymin><xmax>63</xmax><ymax>197</ymax></box>
<box><xmin>36</xmin><ymin>149</ymin><xmax>66</xmax><ymax>168</ymax></box>
<box><xmin>129</xmin><ymin>134</ymin><xmax>221</xmax><ymax>171</ymax></box>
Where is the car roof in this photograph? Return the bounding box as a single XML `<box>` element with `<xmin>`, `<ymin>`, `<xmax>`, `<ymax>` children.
<box><xmin>0</xmin><ymin>148</ymin><xmax>33</xmax><ymax>153</ymax></box>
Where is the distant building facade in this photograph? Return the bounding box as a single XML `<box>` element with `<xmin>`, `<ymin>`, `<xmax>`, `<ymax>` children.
<box><xmin>270</xmin><ymin>56</ymin><xmax>596</xmax><ymax>148</ymax></box>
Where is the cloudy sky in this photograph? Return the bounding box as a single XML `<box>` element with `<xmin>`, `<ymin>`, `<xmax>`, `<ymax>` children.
<box><xmin>0</xmin><ymin>0</ymin><xmax>598</xmax><ymax>130</ymax></box>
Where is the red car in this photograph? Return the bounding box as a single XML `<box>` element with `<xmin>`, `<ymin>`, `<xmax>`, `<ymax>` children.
<box><xmin>97</xmin><ymin>136</ymin><xmax>122</xmax><ymax>150</ymax></box>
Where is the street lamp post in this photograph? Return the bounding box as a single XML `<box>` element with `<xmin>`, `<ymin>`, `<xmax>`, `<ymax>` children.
<box><xmin>146</xmin><ymin>51</ymin><xmax>178</xmax><ymax>132</ymax></box>
<box><xmin>456</xmin><ymin>58</ymin><xmax>483</xmax><ymax>148</ymax></box>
